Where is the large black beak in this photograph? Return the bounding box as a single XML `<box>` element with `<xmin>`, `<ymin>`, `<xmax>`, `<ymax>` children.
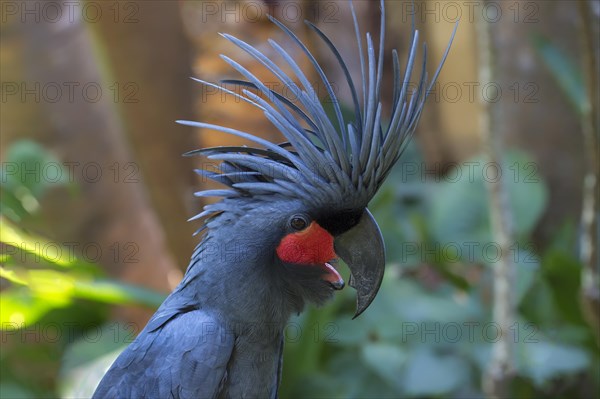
<box><xmin>334</xmin><ymin>209</ymin><xmax>385</xmax><ymax>319</ymax></box>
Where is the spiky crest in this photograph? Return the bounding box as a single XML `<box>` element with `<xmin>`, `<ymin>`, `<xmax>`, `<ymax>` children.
<box><xmin>179</xmin><ymin>0</ymin><xmax>457</xmax><ymax>233</ymax></box>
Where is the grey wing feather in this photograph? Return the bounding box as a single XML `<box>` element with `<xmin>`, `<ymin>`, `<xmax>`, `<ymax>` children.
<box><xmin>92</xmin><ymin>310</ymin><xmax>234</xmax><ymax>399</ymax></box>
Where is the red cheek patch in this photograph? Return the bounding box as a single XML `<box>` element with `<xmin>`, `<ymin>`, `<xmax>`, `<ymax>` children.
<box><xmin>276</xmin><ymin>222</ymin><xmax>336</xmax><ymax>265</ymax></box>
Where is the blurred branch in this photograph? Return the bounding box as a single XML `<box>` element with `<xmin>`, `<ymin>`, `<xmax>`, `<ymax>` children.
<box><xmin>577</xmin><ymin>0</ymin><xmax>600</xmax><ymax>345</ymax></box>
<box><xmin>476</xmin><ymin>8</ymin><xmax>515</xmax><ymax>399</ymax></box>
<box><xmin>19</xmin><ymin>6</ymin><xmax>179</xmax><ymax>325</ymax></box>
<box><xmin>90</xmin><ymin>2</ymin><xmax>199</xmax><ymax>271</ymax></box>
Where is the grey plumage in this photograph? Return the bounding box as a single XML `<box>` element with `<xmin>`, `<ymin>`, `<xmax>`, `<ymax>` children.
<box><xmin>93</xmin><ymin>1</ymin><xmax>456</xmax><ymax>397</ymax></box>
<box><xmin>93</xmin><ymin>311</ymin><xmax>234</xmax><ymax>398</ymax></box>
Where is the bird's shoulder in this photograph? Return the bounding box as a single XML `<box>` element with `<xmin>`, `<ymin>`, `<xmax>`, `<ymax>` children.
<box><xmin>93</xmin><ymin>309</ymin><xmax>234</xmax><ymax>399</ymax></box>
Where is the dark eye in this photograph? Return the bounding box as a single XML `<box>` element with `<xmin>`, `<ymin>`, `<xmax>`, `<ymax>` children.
<box><xmin>289</xmin><ymin>215</ymin><xmax>309</xmax><ymax>231</ymax></box>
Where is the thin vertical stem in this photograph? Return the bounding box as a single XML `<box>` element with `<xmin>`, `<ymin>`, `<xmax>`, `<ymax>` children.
<box><xmin>577</xmin><ymin>0</ymin><xmax>600</xmax><ymax>345</ymax></box>
<box><xmin>476</xmin><ymin>6</ymin><xmax>516</xmax><ymax>399</ymax></box>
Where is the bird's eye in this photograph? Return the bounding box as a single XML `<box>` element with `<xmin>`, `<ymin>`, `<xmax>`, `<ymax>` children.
<box><xmin>289</xmin><ymin>215</ymin><xmax>309</xmax><ymax>231</ymax></box>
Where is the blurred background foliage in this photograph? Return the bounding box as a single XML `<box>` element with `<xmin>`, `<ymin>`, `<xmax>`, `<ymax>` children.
<box><xmin>1</xmin><ymin>1</ymin><xmax>598</xmax><ymax>398</ymax></box>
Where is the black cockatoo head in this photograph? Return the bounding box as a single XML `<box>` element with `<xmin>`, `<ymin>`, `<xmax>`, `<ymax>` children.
<box><xmin>179</xmin><ymin>0</ymin><xmax>455</xmax><ymax>319</ymax></box>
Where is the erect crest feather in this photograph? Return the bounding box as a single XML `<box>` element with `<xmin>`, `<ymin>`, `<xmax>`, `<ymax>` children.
<box><xmin>179</xmin><ymin>0</ymin><xmax>457</xmax><ymax>231</ymax></box>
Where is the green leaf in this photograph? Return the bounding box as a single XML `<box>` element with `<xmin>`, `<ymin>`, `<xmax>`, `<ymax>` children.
<box><xmin>329</xmin><ymin>317</ymin><xmax>370</xmax><ymax>346</ymax></box>
<box><xmin>532</xmin><ymin>34</ymin><xmax>586</xmax><ymax>114</ymax></box>
<box><xmin>402</xmin><ymin>348</ymin><xmax>469</xmax><ymax>396</ymax></box>
<box><xmin>0</xmin><ymin>288</ymin><xmax>70</xmax><ymax>327</ymax></box>
<box><xmin>1</xmin><ymin>140</ymin><xmax>67</xmax><ymax>193</ymax></box>
<box><xmin>518</xmin><ymin>340</ymin><xmax>590</xmax><ymax>387</ymax></box>
<box><xmin>0</xmin><ymin>187</ymin><xmax>29</xmax><ymax>222</ymax></box>
<box><xmin>60</xmin><ymin>347</ymin><xmax>124</xmax><ymax>399</ymax></box>
<box><xmin>519</xmin><ymin>279</ymin><xmax>561</xmax><ymax>326</ymax></box>
<box><xmin>0</xmin><ymin>266</ymin><xmax>27</xmax><ymax>285</ymax></box>
<box><xmin>0</xmin><ymin>217</ymin><xmax>98</xmax><ymax>270</ymax></box>
<box><xmin>280</xmin><ymin>296</ymin><xmax>344</xmax><ymax>397</ymax></box>
<box><xmin>0</xmin><ymin>383</ymin><xmax>36</xmax><ymax>399</ymax></box>
<box><xmin>385</xmin><ymin>279</ymin><xmax>482</xmax><ymax>327</ymax></box>
<box><xmin>73</xmin><ymin>279</ymin><xmax>166</xmax><ymax>308</ymax></box>
<box><xmin>541</xmin><ymin>249</ymin><xmax>586</xmax><ymax>325</ymax></box>
<box><xmin>429</xmin><ymin>260</ymin><xmax>471</xmax><ymax>291</ymax></box>
<box><xmin>1</xmin><ymin>266</ymin><xmax>165</xmax><ymax>308</ymax></box>
<box><xmin>371</xmin><ymin>146</ymin><xmax>430</xmax><ymax>266</ymax></box>
<box><xmin>514</xmin><ymin>249</ymin><xmax>539</xmax><ymax>305</ymax></box>
<box><xmin>1</xmin><ymin>140</ymin><xmax>68</xmax><ymax>220</ymax></box>
<box><xmin>59</xmin><ymin>323</ymin><xmax>128</xmax><ymax>398</ymax></box>
<box><xmin>429</xmin><ymin>151</ymin><xmax>548</xmax><ymax>259</ymax></box>
<box><xmin>361</xmin><ymin>343</ymin><xmax>407</xmax><ymax>392</ymax></box>
<box><xmin>325</xmin><ymin>351</ymin><xmax>383</xmax><ymax>398</ymax></box>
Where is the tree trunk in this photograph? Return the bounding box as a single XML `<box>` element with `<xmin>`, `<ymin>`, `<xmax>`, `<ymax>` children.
<box><xmin>12</xmin><ymin>5</ymin><xmax>180</xmax><ymax>327</ymax></box>
<box><xmin>91</xmin><ymin>1</ymin><xmax>199</xmax><ymax>271</ymax></box>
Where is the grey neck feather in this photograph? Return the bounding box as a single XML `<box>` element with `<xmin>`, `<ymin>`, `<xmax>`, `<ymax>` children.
<box><xmin>175</xmin><ymin>224</ymin><xmax>304</xmax><ymax>330</ymax></box>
